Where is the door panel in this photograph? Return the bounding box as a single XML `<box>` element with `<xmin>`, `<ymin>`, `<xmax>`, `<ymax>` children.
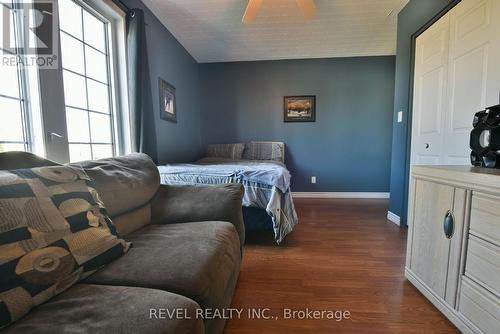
<box><xmin>411</xmin><ymin>14</ymin><xmax>449</xmax><ymax>165</ymax></box>
<box><xmin>486</xmin><ymin>0</ymin><xmax>500</xmax><ymax>107</ymax></box>
<box><xmin>444</xmin><ymin>0</ymin><xmax>493</xmax><ymax>164</ymax></box>
<box><xmin>419</xmin><ymin>68</ymin><xmax>445</xmax><ymax>135</ymax></box>
<box><xmin>445</xmin><ymin>188</ymin><xmax>466</xmax><ymax>306</ymax></box>
<box><xmin>449</xmin><ymin>47</ymin><xmax>487</xmax><ymax>131</ymax></box>
<box><xmin>409</xmin><ymin>180</ymin><xmax>454</xmax><ymax>298</ymax></box>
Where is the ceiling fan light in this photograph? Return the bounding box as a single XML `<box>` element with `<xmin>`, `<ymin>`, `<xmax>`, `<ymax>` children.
<box><xmin>296</xmin><ymin>0</ymin><xmax>316</xmax><ymax>19</ymax></box>
<box><xmin>242</xmin><ymin>0</ymin><xmax>263</xmax><ymax>24</ymax></box>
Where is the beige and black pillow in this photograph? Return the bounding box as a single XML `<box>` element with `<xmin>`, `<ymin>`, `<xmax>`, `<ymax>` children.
<box><xmin>0</xmin><ymin>165</ymin><xmax>130</xmax><ymax>328</ymax></box>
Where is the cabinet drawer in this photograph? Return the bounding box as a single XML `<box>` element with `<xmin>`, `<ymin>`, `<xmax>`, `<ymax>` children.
<box><xmin>470</xmin><ymin>192</ymin><xmax>500</xmax><ymax>246</ymax></box>
<box><xmin>465</xmin><ymin>236</ymin><xmax>500</xmax><ymax>297</ymax></box>
<box><xmin>459</xmin><ymin>277</ymin><xmax>500</xmax><ymax>334</ymax></box>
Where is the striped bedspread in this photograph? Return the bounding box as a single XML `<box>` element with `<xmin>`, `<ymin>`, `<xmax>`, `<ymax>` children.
<box><xmin>157</xmin><ymin>157</ymin><xmax>298</xmax><ymax>243</ymax></box>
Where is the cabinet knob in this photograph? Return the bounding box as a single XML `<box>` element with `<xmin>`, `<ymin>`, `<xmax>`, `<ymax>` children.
<box><xmin>443</xmin><ymin>211</ymin><xmax>454</xmax><ymax>239</ymax></box>
<box><xmin>424</xmin><ymin>143</ymin><xmax>430</xmax><ymax>149</ymax></box>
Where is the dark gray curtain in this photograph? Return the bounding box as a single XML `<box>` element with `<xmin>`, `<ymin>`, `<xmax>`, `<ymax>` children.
<box><xmin>126</xmin><ymin>8</ymin><xmax>158</xmax><ymax>163</ymax></box>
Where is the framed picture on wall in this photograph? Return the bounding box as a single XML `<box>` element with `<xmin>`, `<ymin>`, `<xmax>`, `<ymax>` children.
<box><xmin>284</xmin><ymin>96</ymin><xmax>316</xmax><ymax>122</ymax></box>
<box><xmin>159</xmin><ymin>77</ymin><xmax>177</xmax><ymax>123</ymax></box>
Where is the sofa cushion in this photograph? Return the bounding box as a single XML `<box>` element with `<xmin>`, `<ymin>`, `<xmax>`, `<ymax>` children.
<box><xmin>112</xmin><ymin>204</ymin><xmax>151</xmax><ymax>237</ymax></box>
<box><xmin>0</xmin><ymin>152</ymin><xmax>58</xmax><ymax>170</ymax></box>
<box><xmin>84</xmin><ymin>221</ymin><xmax>240</xmax><ymax>313</ymax></box>
<box><xmin>71</xmin><ymin>153</ymin><xmax>160</xmax><ymax>218</ymax></box>
<box><xmin>0</xmin><ymin>166</ymin><xmax>130</xmax><ymax>329</ymax></box>
<box><xmin>1</xmin><ymin>284</ymin><xmax>204</xmax><ymax>334</ymax></box>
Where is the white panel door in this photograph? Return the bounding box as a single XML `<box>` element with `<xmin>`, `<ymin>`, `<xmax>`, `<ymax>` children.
<box><xmin>411</xmin><ymin>0</ymin><xmax>500</xmax><ymax>166</ymax></box>
<box><xmin>444</xmin><ymin>0</ymin><xmax>500</xmax><ymax>165</ymax></box>
<box><xmin>411</xmin><ymin>14</ymin><xmax>450</xmax><ymax>165</ymax></box>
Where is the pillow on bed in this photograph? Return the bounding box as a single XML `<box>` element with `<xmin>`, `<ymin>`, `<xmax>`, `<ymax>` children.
<box><xmin>207</xmin><ymin>143</ymin><xmax>245</xmax><ymax>159</ymax></box>
<box><xmin>0</xmin><ymin>165</ymin><xmax>130</xmax><ymax>329</ymax></box>
<box><xmin>243</xmin><ymin>142</ymin><xmax>285</xmax><ymax>162</ymax></box>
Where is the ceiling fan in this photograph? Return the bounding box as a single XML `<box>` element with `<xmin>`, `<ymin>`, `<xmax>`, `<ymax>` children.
<box><xmin>242</xmin><ymin>0</ymin><xmax>316</xmax><ymax>24</ymax></box>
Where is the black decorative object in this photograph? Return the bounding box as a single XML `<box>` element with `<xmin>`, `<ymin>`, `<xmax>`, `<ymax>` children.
<box><xmin>470</xmin><ymin>104</ymin><xmax>500</xmax><ymax>167</ymax></box>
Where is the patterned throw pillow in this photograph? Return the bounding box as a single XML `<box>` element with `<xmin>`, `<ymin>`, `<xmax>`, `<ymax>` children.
<box><xmin>243</xmin><ymin>142</ymin><xmax>285</xmax><ymax>162</ymax></box>
<box><xmin>0</xmin><ymin>166</ymin><xmax>130</xmax><ymax>329</ymax></box>
<box><xmin>207</xmin><ymin>143</ymin><xmax>245</xmax><ymax>159</ymax></box>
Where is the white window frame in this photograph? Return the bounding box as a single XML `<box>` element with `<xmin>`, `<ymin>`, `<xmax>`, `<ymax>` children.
<box><xmin>38</xmin><ymin>0</ymin><xmax>129</xmax><ymax>163</ymax></box>
<box><xmin>0</xmin><ymin>0</ymin><xmax>45</xmax><ymax>156</ymax></box>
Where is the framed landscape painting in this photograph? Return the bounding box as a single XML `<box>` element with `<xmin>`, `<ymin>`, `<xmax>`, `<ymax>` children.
<box><xmin>284</xmin><ymin>96</ymin><xmax>316</xmax><ymax>122</ymax></box>
<box><xmin>159</xmin><ymin>78</ymin><xmax>177</xmax><ymax>123</ymax></box>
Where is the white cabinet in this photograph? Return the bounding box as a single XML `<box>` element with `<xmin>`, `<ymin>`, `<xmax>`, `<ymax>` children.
<box><xmin>406</xmin><ymin>166</ymin><xmax>500</xmax><ymax>334</ymax></box>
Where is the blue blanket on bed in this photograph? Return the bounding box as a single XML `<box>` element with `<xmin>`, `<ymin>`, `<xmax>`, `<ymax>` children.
<box><xmin>157</xmin><ymin>157</ymin><xmax>298</xmax><ymax>244</ymax></box>
<box><xmin>158</xmin><ymin>158</ymin><xmax>291</xmax><ymax>193</ymax></box>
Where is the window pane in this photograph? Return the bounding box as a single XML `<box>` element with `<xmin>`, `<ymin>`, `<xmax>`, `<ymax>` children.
<box><xmin>0</xmin><ymin>61</ymin><xmax>20</xmax><ymax>98</ymax></box>
<box><xmin>92</xmin><ymin>144</ymin><xmax>112</xmax><ymax>160</ymax></box>
<box><xmin>87</xmin><ymin>79</ymin><xmax>110</xmax><ymax>113</ymax></box>
<box><xmin>0</xmin><ymin>143</ymin><xmax>25</xmax><ymax>153</ymax></box>
<box><xmin>1</xmin><ymin>8</ymin><xmax>16</xmax><ymax>51</ymax></box>
<box><xmin>83</xmin><ymin>10</ymin><xmax>106</xmax><ymax>53</ymax></box>
<box><xmin>59</xmin><ymin>0</ymin><xmax>83</xmax><ymax>39</ymax></box>
<box><xmin>85</xmin><ymin>46</ymin><xmax>108</xmax><ymax>83</ymax></box>
<box><xmin>63</xmin><ymin>70</ymin><xmax>87</xmax><ymax>108</ymax></box>
<box><xmin>60</xmin><ymin>32</ymin><xmax>85</xmax><ymax>74</ymax></box>
<box><xmin>69</xmin><ymin>143</ymin><xmax>91</xmax><ymax>162</ymax></box>
<box><xmin>89</xmin><ymin>112</ymin><xmax>111</xmax><ymax>143</ymax></box>
<box><xmin>66</xmin><ymin>107</ymin><xmax>90</xmax><ymax>142</ymax></box>
<box><xmin>0</xmin><ymin>97</ymin><xmax>23</xmax><ymax>142</ymax></box>
<box><xmin>0</xmin><ymin>2</ymin><xmax>44</xmax><ymax>156</ymax></box>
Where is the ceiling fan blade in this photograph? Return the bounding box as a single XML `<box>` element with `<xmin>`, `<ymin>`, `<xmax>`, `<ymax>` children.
<box><xmin>242</xmin><ymin>0</ymin><xmax>263</xmax><ymax>24</ymax></box>
<box><xmin>296</xmin><ymin>0</ymin><xmax>316</xmax><ymax>19</ymax></box>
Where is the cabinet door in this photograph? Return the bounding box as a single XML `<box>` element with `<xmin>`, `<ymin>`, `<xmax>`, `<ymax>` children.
<box><xmin>407</xmin><ymin>179</ymin><xmax>467</xmax><ymax>306</ymax></box>
<box><xmin>408</xmin><ymin>180</ymin><xmax>455</xmax><ymax>299</ymax></box>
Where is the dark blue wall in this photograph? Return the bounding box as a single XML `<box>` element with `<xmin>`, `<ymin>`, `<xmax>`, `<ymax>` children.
<box><xmin>200</xmin><ymin>57</ymin><xmax>395</xmax><ymax>192</ymax></box>
<box><xmin>388</xmin><ymin>0</ymin><xmax>457</xmax><ymax>223</ymax></box>
<box><xmin>122</xmin><ymin>0</ymin><xmax>204</xmax><ymax>164</ymax></box>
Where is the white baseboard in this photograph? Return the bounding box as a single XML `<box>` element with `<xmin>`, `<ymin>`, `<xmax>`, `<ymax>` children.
<box><xmin>292</xmin><ymin>192</ymin><xmax>390</xmax><ymax>199</ymax></box>
<box><xmin>387</xmin><ymin>211</ymin><xmax>401</xmax><ymax>226</ymax></box>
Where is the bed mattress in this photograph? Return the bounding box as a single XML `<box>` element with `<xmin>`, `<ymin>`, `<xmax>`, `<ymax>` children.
<box><xmin>157</xmin><ymin>157</ymin><xmax>298</xmax><ymax>243</ymax></box>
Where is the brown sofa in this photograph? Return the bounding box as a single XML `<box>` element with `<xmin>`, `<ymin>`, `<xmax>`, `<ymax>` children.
<box><xmin>0</xmin><ymin>152</ymin><xmax>245</xmax><ymax>334</ymax></box>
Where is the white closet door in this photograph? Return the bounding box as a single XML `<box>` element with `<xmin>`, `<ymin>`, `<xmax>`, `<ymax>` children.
<box><xmin>444</xmin><ymin>0</ymin><xmax>500</xmax><ymax>165</ymax></box>
<box><xmin>411</xmin><ymin>0</ymin><xmax>500</xmax><ymax>166</ymax></box>
<box><xmin>411</xmin><ymin>15</ymin><xmax>450</xmax><ymax>165</ymax></box>
<box><xmin>485</xmin><ymin>0</ymin><xmax>500</xmax><ymax>107</ymax></box>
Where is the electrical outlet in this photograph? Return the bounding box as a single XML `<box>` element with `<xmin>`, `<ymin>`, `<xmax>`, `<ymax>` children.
<box><xmin>397</xmin><ymin>111</ymin><xmax>403</xmax><ymax>123</ymax></box>
<box><xmin>311</xmin><ymin>176</ymin><xmax>316</xmax><ymax>184</ymax></box>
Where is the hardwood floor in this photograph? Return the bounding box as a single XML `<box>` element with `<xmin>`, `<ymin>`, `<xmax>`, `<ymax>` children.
<box><xmin>225</xmin><ymin>198</ymin><xmax>459</xmax><ymax>334</ymax></box>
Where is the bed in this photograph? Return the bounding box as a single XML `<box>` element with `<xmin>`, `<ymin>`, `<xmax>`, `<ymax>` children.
<box><xmin>157</xmin><ymin>142</ymin><xmax>298</xmax><ymax>244</ymax></box>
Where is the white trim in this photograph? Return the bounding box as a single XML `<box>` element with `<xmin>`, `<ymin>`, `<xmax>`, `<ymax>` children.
<box><xmin>387</xmin><ymin>211</ymin><xmax>401</xmax><ymax>226</ymax></box>
<box><xmin>292</xmin><ymin>192</ymin><xmax>390</xmax><ymax>199</ymax></box>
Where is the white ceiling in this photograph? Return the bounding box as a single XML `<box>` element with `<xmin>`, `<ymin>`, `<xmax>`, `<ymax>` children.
<box><xmin>142</xmin><ymin>0</ymin><xmax>409</xmax><ymax>63</ymax></box>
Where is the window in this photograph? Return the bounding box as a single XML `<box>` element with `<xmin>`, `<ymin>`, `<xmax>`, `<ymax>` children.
<box><xmin>0</xmin><ymin>0</ymin><xmax>128</xmax><ymax>162</ymax></box>
<box><xmin>0</xmin><ymin>0</ymin><xmax>44</xmax><ymax>155</ymax></box>
<box><xmin>59</xmin><ymin>0</ymin><xmax>116</xmax><ymax>162</ymax></box>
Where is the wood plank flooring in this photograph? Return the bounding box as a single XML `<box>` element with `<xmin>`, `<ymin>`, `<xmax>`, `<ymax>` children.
<box><xmin>225</xmin><ymin>198</ymin><xmax>459</xmax><ymax>334</ymax></box>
